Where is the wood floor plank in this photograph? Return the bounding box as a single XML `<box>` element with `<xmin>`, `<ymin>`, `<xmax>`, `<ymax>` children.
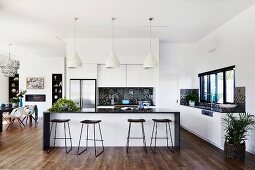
<box><xmin>0</xmin><ymin>120</ymin><xmax>255</xmax><ymax>170</ymax></box>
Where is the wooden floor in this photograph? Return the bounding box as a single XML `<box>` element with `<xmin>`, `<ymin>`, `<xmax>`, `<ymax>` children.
<box><xmin>0</xmin><ymin>120</ymin><xmax>255</xmax><ymax>170</ymax></box>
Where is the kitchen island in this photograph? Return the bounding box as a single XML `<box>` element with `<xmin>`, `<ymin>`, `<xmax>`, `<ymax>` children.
<box><xmin>43</xmin><ymin>108</ymin><xmax>180</xmax><ymax>150</ymax></box>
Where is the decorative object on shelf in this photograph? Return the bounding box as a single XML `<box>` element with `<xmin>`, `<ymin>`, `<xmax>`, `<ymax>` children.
<box><xmin>9</xmin><ymin>97</ymin><xmax>19</xmax><ymax>108</ymax></box>
<box><xmin>17</xmin><ymin>89</ymin><xmax>27</xmax><ymax>107</ymax></box>
<box><xmin>25</xmin><ymin>94</ymin><xmax>46</xmax><ymax>102</ymax></box>
<box><xmin>54</xmin><ymin>75</ymin><xmax>57</xmax><ymax>80</ymax></box>
<box><xmin>105</xmin><ymin>17</ymin><xmax>120</xmax><ymax>68</ymax></box>
<box><xmin>11</xmin><ymin>88</ymin><xmax>17</xmax><ymax>93</ymax></box>
<box><xmin>223</xmin><ymin>113</ymin><xmax>255</xmax><ymax>160</ymax></box>
<box><xmin>48</xmin><ymin>98</ymin><xmax>80</xmax><ymax>112</ymax></box>
<box><xmin>67</xmin><ymin>17</ymin><xmax>82</xmax><ymax>68</ymax></box>
<box><xmin>26</xmin><ymin>77</ymin><xmax>44</xmax><ymax>89</ymax></box>
<box><xmin>186</xmin><ymin>91</ymin><xmax>199</xmax><ymax>107</ymax></box>
<box><xmin>54</xmin><ymin>95</ymin><xmax>58</xmax><ymax>100</ymax></box>
<box><xmin>144</xmin><ymin>18</ymin><xmax>157</xmax><ymax>68</ymax></box>
<box><xmin>0</xmin><ymin>44</ymin><xmax>20</xmax><ymax>77</ymax></box>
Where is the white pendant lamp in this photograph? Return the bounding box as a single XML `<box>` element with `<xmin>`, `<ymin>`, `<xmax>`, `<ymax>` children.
<box><xmin>143</xmin><ymin>18</ymin><xmax>157</xmax><ymax>68</ymax></box>
<box><xmin>67</xmin><ymin>17</ymin><xmax>82</xmax><ymax>68</ymax></box>
<box><xmin>106</xmin><ymin>17</ymin><xmax>120</xmax><ymax>68</ymax></box>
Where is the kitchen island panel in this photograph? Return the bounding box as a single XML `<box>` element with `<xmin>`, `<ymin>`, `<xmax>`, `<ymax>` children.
<box><xmin>43</xmin><ymin>111</ymin><xmax>180</xmax><ymax>150</ymax></box>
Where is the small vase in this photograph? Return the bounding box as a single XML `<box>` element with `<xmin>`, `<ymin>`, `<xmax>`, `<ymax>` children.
<box><xmin>189</xmin><ymin>100</ymin><xmax>195</xmax><ymax>107</ymax></box>
<box><xmin>13</xmin><ymin>103</ymin><xmax>18</xmax><ymax>108</ymax></box>
<box><xmin>19</xmin><ymin>98</ymin><xmax>23</xmax><ymax>107</ymax></box>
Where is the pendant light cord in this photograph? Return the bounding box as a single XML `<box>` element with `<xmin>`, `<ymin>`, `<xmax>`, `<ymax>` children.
<box><xmin>74</xmin><ymin>18</ymin><xmax>78</xmax><ymax>51</ymax></box>
<box><xmin>8</xmin><ymin>44</ymin><xmax>12</xmax><ymax>60</ymax></box>
<box><xmin>111</xmin><ymin>17</ymin><xmax>116</xmax><ymax>52</ymax></box>
<box><xmin>149</xmin><ymin>18</ymin><xmax>153</xmax><ymax>49</ymax></box>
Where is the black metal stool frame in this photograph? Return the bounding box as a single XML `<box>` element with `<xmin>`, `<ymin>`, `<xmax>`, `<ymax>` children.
<box><xmin>47</xmin><ymin>122</ymin><xmax>72</xmax><ymax>154</ymax></box>
<box><xmin>77</xmin><ymin>122</ymin><xmax>104</xmax><ymax>157</ymax></box>
<box><xmin>126</xmin><ymin>121</ymin><xmax>147</xmax><ymax>154</ymax></box>
<box><xmin>150</xmin><ymin>120</ymin><xmax>174</xmax><ymax>153</ymax></box>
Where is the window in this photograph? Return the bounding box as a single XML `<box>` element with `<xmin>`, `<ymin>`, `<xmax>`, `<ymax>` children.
<box><xmin>199</xmin><ymin>66</ymin><xmax>235</xmax><ymax>104</ymax></box>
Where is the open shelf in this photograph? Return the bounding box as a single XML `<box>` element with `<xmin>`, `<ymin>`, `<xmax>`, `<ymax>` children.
<box><xmin>52</xmin><ymin>74</ymin><xmax>62</xmax><ymax>104</ymax></box>
<box><xmin>9</xmin><ymin>74</ymin><xmax>19</xmax><ymax>101</ymax></box>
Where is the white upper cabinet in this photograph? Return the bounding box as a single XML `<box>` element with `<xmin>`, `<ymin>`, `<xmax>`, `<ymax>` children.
<box><xmin>97</xmin><ymin>64</ymin><xmax>156</xmax><ymax>87</ymax></box>
<box><xmin>97</xmin><ymin>65</ymin><xmax>126</xmax><ymax>87</ymax></box>
<box><xmin>127</xmin><ymin>65</ymin><xmax>141</xmax><ymax>87</ymax></box>
<box><xmin>141</xmin><ymin>67</ymin><xmax>156</xmax><ymax>87</ymax></box>
<box><xmin>97</xmin><ymin>65</ymin><xmax>112</xmax><ymax>87</ymax></box>
<box><xmin>110</xmin><ymin>65</ymin><xmax>127</xmax><ymax>87</ymax></box>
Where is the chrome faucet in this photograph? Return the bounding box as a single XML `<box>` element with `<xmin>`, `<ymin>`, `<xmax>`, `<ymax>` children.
<box><xmin>205</xmin><ymin>93</ymin><xmax>214</xmax><ymax>110</ymax></box>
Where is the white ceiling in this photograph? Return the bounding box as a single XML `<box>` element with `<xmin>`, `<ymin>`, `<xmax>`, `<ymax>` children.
<box><xmin>0</xmin><ymin>0</ymin><xmax>254</xmax><ymax>57</ymax></box>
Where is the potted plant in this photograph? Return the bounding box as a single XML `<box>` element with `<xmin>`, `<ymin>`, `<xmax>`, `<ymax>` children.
<box><xmin>186</xmin><ymin>91</ymin><xmax>199</xmax><ymax>106</ymax></box>
<box><xmin>48</xmin><ymin>98</ymin><xmax>80</xmax><ymax>112</ymax></box>
<box><xmin>17</xmin><ymin>90</ymin><xmax>27</xmax><ymax>107</ymax></box>
<box><xmin>223</xmin><ymin>113</ymin><xmax>255</xmax><ymax>160</ymax></box>
<box><xmin>10</xmin><ymin>97</ymin><xmax>20</xmax><ymax>108</ymax></box>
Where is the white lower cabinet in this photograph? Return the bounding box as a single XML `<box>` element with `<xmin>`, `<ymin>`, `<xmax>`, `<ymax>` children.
<box><xmin>180</xmin><ymin>105</ymin><xmax>225</xmax><ymax>149</ymax></box>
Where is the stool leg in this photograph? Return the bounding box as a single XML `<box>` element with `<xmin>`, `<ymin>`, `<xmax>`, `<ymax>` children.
<box><xmin>150</xmin><ymin>121</ymin><xmax>155</xmax><ymax>152</ymax></box>
<box><xmin>153</xmin><ymin>122</ymin><xmax>158</xmax><ymax>153</ymax></box>
<box><xmin>67</xmin><ymin>122</ymin><xmax>72</xmax><ymax>151</ymax></box>
<box><xmin>165</xmin><ymin>122</ymin><xmax>169</xmax><ymax>148</ymax></box>
<box><xmin>141</xmin><ymin>122</ymin><xmax>147</xmax><ymax>154</ymax></box>
<box><xmin>168</xmin><ymin>122</ymin><xmax>174</xmax><ymax>153</ymax></box>
<box><xmin>47</xmin><ymin>122</ymin><xmax>54</xmax><ymax>153</ymax></box>
<box><xmin>93</xmin><ymin>123</ymin><xmax>97</xmax><ymax>156</ymax></box>
<box><xmin>64</xmin><ymin>122</ymin><xmax>72</xmax><ymax>154</ymax></box>
<box><xmin>126</xmin><ymin>122</ymin><xmax>131</xmax><ymax>153</ymax></box>
<box><xmin>77</xmin><ymin>123</ymin><xmax>84</xmax><ymax>155</ymax></box>
<box><xmin>64</xmin><ymin>122</ymin><xmax>67</xmax><ymax>154</ymax></box>
<box><xmin>96</xmin><ymin>122</ymin><xmax>104</xmax><ymax>157</ymax></box>
<box><xmin>47</xmin><ymin>123</ymin><xmax>57</xmax><ymax>154</ymax></box>
<box><xmin>86</xmin><ymin>124</ymin><xmax>89</xmax><ymax>149</ymax></box>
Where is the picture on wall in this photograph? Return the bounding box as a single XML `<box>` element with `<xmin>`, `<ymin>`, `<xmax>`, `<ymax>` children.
<box><xmin>26</xmin><ymin>77</ymin><xmax>44</xmax><ymax>89</ymax></box>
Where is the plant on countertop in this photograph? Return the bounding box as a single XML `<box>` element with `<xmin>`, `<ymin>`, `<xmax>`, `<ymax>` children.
<box><xmin>186</xmin><ymin>91</ymin><xmax>199</xmax><ymax>106</ymax></box>
<box><xmin>10</xmin><ymin>97</ymin><xmax>20</xmax><ymax>103</ymax></box>
<box><xmin>17</xmin><ymin>90</ymin><xmax>27</xmax><ymax>98</ymax></box>
<box><xmin>48</xmin><ymin>98</ymin><xmax>80</xmax><ymax>112</ymax></box>
<box><xmin>223</xmin><ymin>113</ymin><xmax>255</xmax><ymax>160</ymax></box>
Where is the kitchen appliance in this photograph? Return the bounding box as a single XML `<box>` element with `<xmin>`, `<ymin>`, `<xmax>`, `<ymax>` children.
<box><xmin>70</xmin><ymin>79</ymin><xmax>96</xmax><ymax>109</ymax></box>
<box><xmin>122</xmin><ymin>100</ymin><xmax>130</xmax><ymax>105</ymax></box>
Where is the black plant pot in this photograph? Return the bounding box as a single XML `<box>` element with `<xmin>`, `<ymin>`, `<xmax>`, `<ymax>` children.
<box><xmin>224</xmin><ymin>142</ymin><xmax>245</xmax><ymax>160</ymax></box>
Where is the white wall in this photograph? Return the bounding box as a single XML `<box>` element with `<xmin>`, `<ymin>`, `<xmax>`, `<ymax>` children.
<box><xmin>193</xmin><ymin>5</ymin><xmax>255</xmax><ymax>154</ymax></box>
<box><xmin>16</xmin><ymin>56</ymin><xmax>65</xmax><ymax>117</ymax></box>
<box><xmin>159</xmin><ymin>43</ymin><xmax>197</xmax><ymax>108</ymax></box>
<box><xmin>0</xmin><ymin>55</ymin><xmax>9</xmax><ymax>103</ymax></box>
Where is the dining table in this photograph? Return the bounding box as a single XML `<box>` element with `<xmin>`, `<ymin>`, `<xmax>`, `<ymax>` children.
<box><xmin>0</xmin><ymin>106</ymin><xmax>38</xmax><ymax>132</ymax></box>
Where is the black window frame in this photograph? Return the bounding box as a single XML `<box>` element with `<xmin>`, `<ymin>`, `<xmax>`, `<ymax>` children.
<box><xmin>198</xmin><ymin>65</ymin><xmax>235</xmax><ymax>104</ymax></box>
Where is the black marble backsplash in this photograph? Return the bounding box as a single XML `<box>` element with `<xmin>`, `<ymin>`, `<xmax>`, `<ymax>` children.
<box><xmin>98</xmin><ymin>87</ymin><xmax>153</xmax><ymax>106</ymax></box>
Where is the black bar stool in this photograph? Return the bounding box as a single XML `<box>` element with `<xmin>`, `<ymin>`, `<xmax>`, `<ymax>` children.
<box><xmin>47</xmin><ymin>119</ymin><xmax>72</xmax><ymax>154</ymax></box>
<box><xmin>150</xmin><ymin>119</ymin><xmax>174</xmax><ymax>153</ymax></box>
<box><xmin>77</xmin><ymin>120</ymin><xmax>104</xmax><ymax>157</ymax></box>
<box><xmin>126</xmin><ymin>119</ymin><xmax>147</xmax><ymax>154</ymax></box>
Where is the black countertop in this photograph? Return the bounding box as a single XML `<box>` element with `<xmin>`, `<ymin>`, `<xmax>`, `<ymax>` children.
<box><xmin>44</xmin><ymin>108</ymin><xmax>179</xmax><ymax>114</ymax></box>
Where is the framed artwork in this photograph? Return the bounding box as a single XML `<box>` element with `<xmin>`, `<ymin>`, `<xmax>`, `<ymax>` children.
<box><xmin>26</xmin><ymin>77</ymin><xmax>44</xmax><ymax>89</ymax></box>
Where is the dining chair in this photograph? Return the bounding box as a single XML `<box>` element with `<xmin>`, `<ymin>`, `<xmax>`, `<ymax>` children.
<box><xmin>22</xmin><ymin>105</ymin><xmax>38</xmax><ymax>125</ymax></box>
<box><xmin>6</xmin><ymin>107</ymin><xmax>26</xmax><ymax>131</ymax></box>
